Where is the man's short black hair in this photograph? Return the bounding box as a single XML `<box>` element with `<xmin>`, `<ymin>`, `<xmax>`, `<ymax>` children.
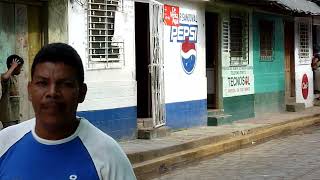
<box><xmin>31</xmin><ymin>43</ymin><xmax>84</xmax><ymax>84</ymax></box>
<box><xmin>7</xmin><ymin>54</ymin><xmax>24</xmax><ymax>69</ymax></box>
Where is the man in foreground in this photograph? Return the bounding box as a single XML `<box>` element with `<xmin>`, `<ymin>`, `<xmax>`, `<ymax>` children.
<box><xmin>0</xmin><ymin>43</ymin><xmax>136</xmax><ymax>179</ymax></box>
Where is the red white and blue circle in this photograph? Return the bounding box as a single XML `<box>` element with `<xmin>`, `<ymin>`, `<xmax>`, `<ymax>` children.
<box><xmin>181</xmin><ymin>37</ymin><xmax>196</xmax><ymax>74</ymax></box>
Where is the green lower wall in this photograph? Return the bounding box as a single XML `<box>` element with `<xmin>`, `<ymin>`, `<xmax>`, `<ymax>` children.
<box><xmin>223</xmin><ymin>92</ymin><xmax>284</xmax><ymax>122</ymax></box>
<box><xmin>223</xmin><ymin>95</ymin><xmax>254</xmax><ymax>122</ymax></box>
<box><xmin>254</xmin><ymin>91</ymin><xmax>285</xmax><ymax>115</ymax></box>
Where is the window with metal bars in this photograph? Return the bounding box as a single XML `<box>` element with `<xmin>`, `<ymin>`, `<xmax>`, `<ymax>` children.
<box><xmin>229</xmin><ymin>12</ymin><xmax>249</xmax><ymax>67</ymax></box>
<box><xmin>222</xmin><ymin>21</ymin><xmax>229</xmax><ymax>53</ymax></box>
<box><xmin>298</xmin><ymin>22</ymin><xmax>310</xmax><ymax>62</ymax></box>
<box><xmin>259</xmin><ymin>20</ymin><xmax>274</xmax><ymax>61</ymax></box>
<box><xmin>87</xmin><ymin>0</ymin><xmax>124</xmax><ymax>68</ymax></box>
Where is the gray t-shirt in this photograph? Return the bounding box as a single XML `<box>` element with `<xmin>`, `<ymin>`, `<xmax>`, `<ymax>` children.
<box><xmin>0</xmin><ymin>76</ymin><xmax>20</xmax><ymax>123</ymax></box>
<box><xmin>0</xmin><ymin>81</ymin><xmax>2</xmax><ymax>99</ymax></box>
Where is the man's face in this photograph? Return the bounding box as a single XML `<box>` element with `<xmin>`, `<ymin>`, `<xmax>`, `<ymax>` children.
<box><xmin>28</xmin><ymin>62</ymin><xmax>87</xmax><ymax>127</ymax></box>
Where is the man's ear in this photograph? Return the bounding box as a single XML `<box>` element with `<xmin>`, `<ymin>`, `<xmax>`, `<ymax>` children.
<box><xmin>27</xmin><ymin>81</ymin><xmax>32</xmax><ymax>101</ymax></box>
<box><xmin>78</xmin><ymin>83</ymin><xmax>87</xmax><ymax>103</ymax></box>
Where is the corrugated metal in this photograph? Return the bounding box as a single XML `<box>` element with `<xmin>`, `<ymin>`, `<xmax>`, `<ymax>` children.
<box><xmin>270</xmin><ymin>0</ymin><xmax>320</xmax><ymax>15</ymax></box>
<box><xmin>215</xmin><ymin>0</ymin><xmax>320</xmax><ymax>15</ymax></box>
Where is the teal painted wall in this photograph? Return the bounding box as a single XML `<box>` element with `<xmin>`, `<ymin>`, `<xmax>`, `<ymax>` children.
<box><xmin>223</xmin><ymin>95</ymin><xmax>255</xmax><ymax>122</ymax></box>
<box><xmin>252</xmin><ymin>13</ymin><xmax>285</xmax><ymax>113</ymax></box>
<box><xmin>254</xmin><ymin>91</ymin><xmax>285</xmax><ymax>115</ymax></box>
<box><xmin>253</xmin><ymin>13</ymin><xmax>285</xmax><ymax>93</ymax></box>
<box><xmin>0</xmin><ymin>3</ymin><xmax>15</xmax><ymax>73</ymax></box>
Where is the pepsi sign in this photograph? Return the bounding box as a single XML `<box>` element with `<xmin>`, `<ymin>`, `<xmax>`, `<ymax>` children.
<box><xmin>165</xmin><ymin>6</ymin><xmax>198</xmax><ymax>75</ymax></box>
<box><xmin>181</xmin><ymin>37</ymin><xmax>196</xmax><ymax>74</ymax></box>
<box><xmin>170</xmin><ymin>24</ymin><xmax>198</xmax><ymax>43</ymax></box>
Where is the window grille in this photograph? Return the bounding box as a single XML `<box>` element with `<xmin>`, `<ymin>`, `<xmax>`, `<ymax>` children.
<box><xmin>87</xmin><ymin>0</ymin><xmax>124</xmax><ymax>69</ymax></box>
<box><xmin>298</xmin><ymin>22</ymin><xmax>310</xmax><ymax>62</ymax></box>
<box><xmin>222</xmin><ymin>21</ymin><xmax>229</xmax><ymax>53</ymax></box>
<box><xmin>259</xmin><ymin>20</ymin><xmax>274</xmax><ymax>61</ymax></box>
<box><xmin>229</xmin><ymin>12</ymin><xmax>249</xmax><ymax>66</ymax></box>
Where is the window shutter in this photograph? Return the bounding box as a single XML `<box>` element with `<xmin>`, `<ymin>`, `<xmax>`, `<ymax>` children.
<box><xmin>87</xmin><ymin>0</ymin><xmax>124</xmax><ymax>69</ymax></box>
<box><xmin>229</xmin><ymin>11</ymin><xmax>249</xmax><ymax>67</ymax></box>
<box><xmin>298</xmin><ymin>22</ymin><xmax>310</xmax><ymax>63</ymax></box>
<box><xmin>222</xmin><ymin>20</ymin><xmax>229</xmax><ymax>53</ymax></box>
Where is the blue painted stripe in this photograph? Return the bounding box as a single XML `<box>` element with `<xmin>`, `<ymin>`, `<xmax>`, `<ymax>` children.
<box><xmin>77</xmin><ymin>107</ymin><xmax>137</xmax><ymax>140</ymax></box>
<box><xmin>166</xmin><ymin>99</ymin><xmax>207</xmax><ymax>129</ymax></box>
<box><xmin>77</xmin><ymin>99</ymin><xmax>207</xmax><ymax>139</ymax></box>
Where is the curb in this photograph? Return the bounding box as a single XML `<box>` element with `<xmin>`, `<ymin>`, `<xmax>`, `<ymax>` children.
<box><xmin>131</xmin><ymin>114</ymin><xmax>320</xmax><ymax>180</ymax></box>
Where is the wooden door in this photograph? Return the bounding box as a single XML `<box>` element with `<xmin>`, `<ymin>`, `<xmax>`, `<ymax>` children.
<box><xmin>26</xmin><ymin>4</ymin><xmax>46</xmax><ymax>119</ymax></box>
<box><xmin>0</xmin><ymin>2</ymin><xmax>45</xmax><ymax>121</ymax></box>
<box><xmin>284</xmin><ymin>21</ymin><xmax>295</xmax><ymax>98</ymax></box>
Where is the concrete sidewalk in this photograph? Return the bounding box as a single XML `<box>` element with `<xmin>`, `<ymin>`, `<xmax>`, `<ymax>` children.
<box><xmin>120</xmin><ymin>106</ymin><xmax>320</xmax><ymax>180</ymax></box>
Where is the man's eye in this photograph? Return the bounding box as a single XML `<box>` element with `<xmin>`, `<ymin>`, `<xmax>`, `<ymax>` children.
<box><xmin>36</xmin><ymin>81</ymin><xmax>47</xmax><ymax>86</ymax></box>
<box><xmin>62</xmin><ymin>82</ymin><xmax>75</xmax><ymax>88</ymax></box>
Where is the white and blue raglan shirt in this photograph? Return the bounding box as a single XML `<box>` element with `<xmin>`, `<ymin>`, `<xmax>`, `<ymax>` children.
<box><xmin>0</xmin><ymin>118</ymin><xmax>136</xmax><ymax>180</ymax></box>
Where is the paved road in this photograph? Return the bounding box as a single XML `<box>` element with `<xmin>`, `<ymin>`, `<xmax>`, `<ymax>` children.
<box><xmin>154</xmin><ymin>125</ymin><xmax>320</xmax><ymax>180</ymax></box>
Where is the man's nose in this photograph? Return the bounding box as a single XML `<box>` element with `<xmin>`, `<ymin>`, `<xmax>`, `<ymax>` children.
<box><xmin>46</xmin><ymin>84</ymin><xmax>60</xmax><ymax>98</ymax></box>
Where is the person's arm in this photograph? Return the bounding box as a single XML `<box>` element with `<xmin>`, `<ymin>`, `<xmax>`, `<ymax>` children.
<box><xmin>1</xmin><ymin>58</ymin><xmax>20</xmax><ymax>82</ymax></box>
<box><xmin>0</xmin><ymin>82</ymin><xmax>2</xmax><ymax>98</ymax></box>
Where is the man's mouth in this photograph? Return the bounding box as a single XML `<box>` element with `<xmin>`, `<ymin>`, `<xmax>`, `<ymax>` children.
<box><xmin>41</xmin><ymin>102</ymin><xmax>63</xmax><ymax>112</ymax></box>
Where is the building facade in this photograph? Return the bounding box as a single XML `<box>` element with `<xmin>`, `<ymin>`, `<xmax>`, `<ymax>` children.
<box><xmin>1</xmin><ymin>0</ymin><xmax>320</xmax><ymax>140</ymax></box>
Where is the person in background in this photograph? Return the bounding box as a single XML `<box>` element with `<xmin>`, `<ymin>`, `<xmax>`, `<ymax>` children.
<box><xmin>0</xmin><ymin>43</ymin><xmax>136</xmax><ymax>179</ymax></box>
<box><xmin>312</xmin><ymin>49</ymin><xmax>320</xmax><ymax>101</ymax></box>
<box><xmin>0</xmin><ymin>80</ymin><xmax>3</xmax><ymax>130</ymax></box>
<box><xmin>0</xmin><ymin>55</ymin><xmax>24</xmax><ymax>128</ymax></box>
<box><xmin>0</xmin><ymin>81</ymin><xmax>2</xmax><ymax>129</ymax></box>
<box><xmin>0</xmin><ymin>79</ymin><xmax>2</xmax><ymax>99</ymax></box>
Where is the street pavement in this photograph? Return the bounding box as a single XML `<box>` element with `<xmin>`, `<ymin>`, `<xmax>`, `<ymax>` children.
<box><xmin>120</xmin><ymin>107</ymin><xmax>320</xmax><ymax>179</ymax></box>
<box><xmin>153</xmin><ymin>124</ymin><xmax>320</xmax><ymax>180</ymax></box>
<box><xmin>121</xmin><ymin>107</ymin><xmax>320</xmax><ymax>155</ymax></box>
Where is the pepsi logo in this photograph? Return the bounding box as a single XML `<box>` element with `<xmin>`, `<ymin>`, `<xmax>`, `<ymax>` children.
<box><xmin>181</xmin><ymin>37</ymin><xmax>196</xmax><ymax>74</ymax></box>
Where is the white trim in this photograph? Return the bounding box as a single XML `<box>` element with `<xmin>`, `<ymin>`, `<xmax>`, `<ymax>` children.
<box><xmin>78</xmin><ymin>119</ymin><xmax>136</xmax><ymax>180</ymax></box>
<box><xmin>31</xmin><ymin>118</ymin><xmax>84</xmax><ymax>145</ymax></box>
<box><xmin>0</xmin><ymin>119</ymin><xmax>34</xmax><ymax>157</ymax></box>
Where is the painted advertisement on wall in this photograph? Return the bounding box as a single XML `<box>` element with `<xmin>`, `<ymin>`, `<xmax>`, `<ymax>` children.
<box><xmin>164</xmin><ymin>4</ymin><xmax>198</xmax><ymax>75</ymax></box>
<box><xmin>163</xmin><ymin>3</ymin><xmax>206</xmax><ymax>104</ymax></box>
<box><xmin>222</xmin><ymin>66</ymin><xmax>254</xmax><ymax>97</ymax></box>
<box><xmin>295</xmin><ymin>70</ymin><xmax>314</xmax><ymax>107</ymax></box>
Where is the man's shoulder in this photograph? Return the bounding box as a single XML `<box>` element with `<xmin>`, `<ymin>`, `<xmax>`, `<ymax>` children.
<box><xmin>0</xmin><ymin>119</ymin><xmax>34</xmax><ymax>157</ymax></box>
<box><xmin>78</xmin><ymin>118</ymin><xmax>136</xmax><ymax>179</ymax></box>
<box><xmin>0</xmin><ymin>119</ymin><xmax>34</xmax><ymax>137</ymax></box>
<box><xmin>78</xmin><ymin>118</ymin><xmax>128</xmax><ymax>160</ymax></box>
<box><xmin>79</xmin><ymin>118</ymin><xmax>120</xmax><ymax>149</ymax></box>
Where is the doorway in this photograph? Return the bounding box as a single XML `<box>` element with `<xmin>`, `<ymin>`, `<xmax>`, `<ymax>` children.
<box><xmin>284</xmin><ymin>21</ymin><xmax>295</xmax><ymax>100</ymax></box>
<box><xmin>205</xmin><ymin>12</ymin><xmax>219</xmax><ymax>109</ymax></box>
<box><xmin>0</xmin><ymin>2</ymin><xmax>46</xmax><ymax>120</ymax></box>
<box><xmin>135</xmin><ymin>2</ymin><xmax>152</xmax><ymax>118</ymax></box>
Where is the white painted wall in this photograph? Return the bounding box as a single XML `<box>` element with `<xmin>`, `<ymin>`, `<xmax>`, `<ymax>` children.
<box><xmin>68</xmin><ymin>0</ymin><xmax>207</xmax><ymax>113</ymax></box>
<box><xmin>294</xmin><ymin>17</ymin><xmax>314</xmax><ymax>107</ymax></box>
<box><xmin>162</xmin><ymin>1</ymin><xmax>207</xmax><ymax>104</ymax></box>
<box><xmin>68</xmin><ymin>1</ymin><xmax>137</xmax><ymax>111</ymax></box>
